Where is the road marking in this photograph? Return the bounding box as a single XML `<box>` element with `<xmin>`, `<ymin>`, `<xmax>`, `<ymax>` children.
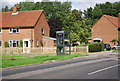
<box><xmin>2</xmin><ymin>58</ymin><xmax>115</xmax><ymax>79</ymax></box>
<box><xmin>88</xmin><ymin>64</ymin><xmax>120</xmax><ymax>75</ymax></box>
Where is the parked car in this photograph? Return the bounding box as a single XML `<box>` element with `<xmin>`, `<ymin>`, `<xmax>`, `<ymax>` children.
<box><xmin>112</xmin><ymin>44</ymin><xmax>120</xmax><ymax>50</ymax></box>
<box><xmin>104</xmin><ymin>44</ymin><xmax>111</xmax><ymax>50</ymax></box>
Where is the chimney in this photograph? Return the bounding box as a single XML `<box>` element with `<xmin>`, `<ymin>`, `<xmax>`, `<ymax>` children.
<box><xmin>13</xmin><ymin>4</ymin><xmax>19</xmax><ymax>13</ymax></box>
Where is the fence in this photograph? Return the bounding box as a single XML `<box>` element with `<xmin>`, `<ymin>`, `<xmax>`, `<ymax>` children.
<box><xmin>1</xmin><ymin>46</ymin><xmax>88</xmax><ymax>55</ymax></box>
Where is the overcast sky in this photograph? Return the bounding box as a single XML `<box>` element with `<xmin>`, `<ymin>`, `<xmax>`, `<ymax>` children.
<box><xmin>0</xmin><ymin>0</ymin><xmax>119</xmax><ymax>11</ymax></box>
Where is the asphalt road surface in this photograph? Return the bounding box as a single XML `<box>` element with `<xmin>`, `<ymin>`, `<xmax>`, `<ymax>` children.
<box><xmin>1</xmin><ymin>53</ymin><xmax>119</xmax><ymax>80</ymax></box>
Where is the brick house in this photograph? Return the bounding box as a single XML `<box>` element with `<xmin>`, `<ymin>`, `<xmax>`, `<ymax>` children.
<box><xmin>0</xmin><ymin>5</ymin><xmax>50</xmax><ymax>48</ymax></box>
<box><xmin>92</xmin><ymin>15</ymin><xmax>120</xmax><ymax>46</ymax></box>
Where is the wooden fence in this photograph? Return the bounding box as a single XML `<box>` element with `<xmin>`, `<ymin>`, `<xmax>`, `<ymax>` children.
<box><xmin>1</xmin><ymin>46</ymin><xmax>88</xmax><ymax>55</ymax></box>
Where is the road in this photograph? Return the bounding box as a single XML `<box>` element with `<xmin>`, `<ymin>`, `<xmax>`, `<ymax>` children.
<box><xmin>1</xmin><ymin>52</ymin><xmax>119</xmax><ymax>80</ymax></box>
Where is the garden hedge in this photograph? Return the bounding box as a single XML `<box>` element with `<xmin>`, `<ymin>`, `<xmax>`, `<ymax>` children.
<box><xmin>88</xmin><ymin>42</ymin><xmax>104</xmax><ymax>52</ymax></box>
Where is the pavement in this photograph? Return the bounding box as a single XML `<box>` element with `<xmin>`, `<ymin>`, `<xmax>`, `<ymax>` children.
<box><xmin>1</xmin><ymin>51</ymin><xmax>120</xmax><ymax>80</ymax></box>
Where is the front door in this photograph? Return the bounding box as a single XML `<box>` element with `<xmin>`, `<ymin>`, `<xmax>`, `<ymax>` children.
<box><xmin>23</xmin><ymin>39</ymin><xmax>31</xmax><ymax>53</ymax></box>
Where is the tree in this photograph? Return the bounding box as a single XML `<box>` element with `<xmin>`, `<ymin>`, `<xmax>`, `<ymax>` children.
<box><xmin>19</xmin><ymin>2</ymin><xmax>35</xmax><ymax>11</ymax></box>
<box><xmin>72</xmin><ymin>9</ymin><xmax>82</xmax><ymax>21</ymax></box>
<box><xmin>92</xmin><ymin>6</ymin><xmax>103</xmax><ymax>19</ymax></box>
<box><xmin>18</xmin><ymin>1</ymin><xmax>71</xmax><ymax>38</ymax></box>
<box><xmin>2</xmin><ymin>6</ymin><xmax>10</xmax><ymax>12</ymax></box>
<box><xmin>48</xmin><ymin>18</ymin><xmax>63</xmax><ymax>38</ymax></box>
<box><xmin>84</xmin><ymin>7</ymin><xmax>93</xmax><ymax>19</ymax></box>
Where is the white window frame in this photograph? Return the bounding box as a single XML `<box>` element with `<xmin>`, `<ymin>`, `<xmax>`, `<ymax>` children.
<box><xmin>0</xmin><ymin>40</ymin><xmax>2</xmax><ymax>47</ymax></box>
<box><xmin>9</xmin><ymin>28</ymin><xmax>20</xmax><ymax>33</ymax></box>
<box><xmin>9</xmin><ymin>40</ymin><xmax>19</xmax><ymax>47</ymax></box>
<box><xmin>0</xmin><ymin>28</ymin><xmax>2</xmax><ymax>33</ymax></box>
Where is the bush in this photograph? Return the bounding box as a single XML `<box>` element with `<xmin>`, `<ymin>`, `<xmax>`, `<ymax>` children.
<box><xmin>4</xmin><ymin>41</ymin><xmax>9</xmax><ymax>48</ymax></box>
<box><xmin>19</xmin><ymin>40</ymin><xmax>23</xmax><ymax>47</ymax></box>
<box><xmin>88</xmin><ymin>42</ymin><xmax>104</xmax><ymax>52</ymax></box>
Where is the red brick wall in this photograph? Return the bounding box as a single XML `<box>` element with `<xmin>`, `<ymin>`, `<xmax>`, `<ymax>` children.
<box><xmin>92</xmin><ymin>15</ymin><xmax>118</xmax><ymax>46</ymax></box>
<box><xmin>119</xmin><ymin>14</ymin><xmax>120</xmax><ymax>39</ymax></box>
<box><xmin>43</xmin><ymin>38</ymin><xmax>56</xmax><ymax>47</ymax></box>
<box><xmin>0</xmin><ymin>28</ymin><xmax>34</xmax><ymax>47</ymax></box>
<box><xmin>34</xmin><ymin>12</ymin><xmax>50</xmax><ymax>47</ymax></box>
<box><xmin>0</xmin><ymin>12</ymin><xmax>50</xmax><ymax>48</ymax></box>
<box><xmin>118</xmin><ymin>13</ymin><xmax>120</xmax><ymax>28</ymax></box>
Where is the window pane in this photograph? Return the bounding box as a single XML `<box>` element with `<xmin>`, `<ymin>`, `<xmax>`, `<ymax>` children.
<box><xmin>25</xmin><ymin>41</ymin><xmax>28</xmax><ymax>47</ymax></box>
<box><xmin>10</xmin><ymin>28</ymin><xmax>12</xmax><ymax>32</ymax></box>
<box><xmin>17</xmin><ymin>28</ymin><xmax>19</xmax><ymax>32</ymax></box>
<box><xmin>17</xmin><ymin>41</ymin><xmax>19</xmax><ymax>47</ymax></box>
<box><xmin>13</xmin><ymin>30</ymin><xmax>17</xmax><ymax>33</ymax></box>
<box><xmin>42</xmin><ymin>28</ymin><xmax>44</xmax><ymax>34</ymax></box>
<box><xmin>10</xmin><ymin>41</ymin><xmax>12</xmax><ymax>47</ymax></box>
<box><xmin>13</xmin><ymin>43</ymin><xmax>17</xmax><ymax>47</ymax></box>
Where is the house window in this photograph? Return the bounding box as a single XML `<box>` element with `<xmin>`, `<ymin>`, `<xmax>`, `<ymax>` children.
<box><xmin>0</xmin><ymin>28</ymin><xmax>2</xmax><ymax>33</ymax></box>
<box><xmin>42</xmin><ymin>28</ymin><xmax>44</xmax><ymax>35</ymax></box>
<box><xmin>9</xmin><ymin>40</ymin><xmax>19</xmax><ymax>47</ymax></box>
<box><xmin>9</xmin><ymin>28</ymin><xmax>20</xmax><ymax>33</ymax></box>
<box><xmin>0</xmin><ymin>40</ymin><xmax>2</xmax><ymax>47</ymax></box>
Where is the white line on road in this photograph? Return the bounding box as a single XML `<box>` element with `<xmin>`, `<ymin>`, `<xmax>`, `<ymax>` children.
<box><xmin>88</xmin><ymin>64</ymin><xmax>120</xmax><ymax>75</ymax></box>
<box><xmin>2</xmin><ymin>58</ymin><xmax>115</xmax><ymax>79</ymax></box>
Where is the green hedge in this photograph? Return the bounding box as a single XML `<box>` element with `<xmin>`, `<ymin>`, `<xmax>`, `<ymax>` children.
<box><xmin>88</xmin><ymin>42</ymin><xmax>104</xmax><ymax>52</ymax></box>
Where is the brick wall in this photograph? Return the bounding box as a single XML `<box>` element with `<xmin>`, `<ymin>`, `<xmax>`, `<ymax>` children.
<box><xmin>0</xmin><ymin>28</ymin><xmax>34</xmax><ymax>47</ymax></box>
<box><xmin>92</xmin><ymin>15</ymin><xmax>118</xmax><ymax>46</ymax></box>
<box><xmin>43</xmin><ymin>38</ymin><xmax>56</xmax><ymax>47</ymax></box>
<box><xmin>0</xmin><ymin>12</ymin><xmax>50</xmax><ymax>48</ymax></box>
<box><xmin>34</xmin><ymin>12</ymin><xmax>50</xmax><ymax>47</ymax></box>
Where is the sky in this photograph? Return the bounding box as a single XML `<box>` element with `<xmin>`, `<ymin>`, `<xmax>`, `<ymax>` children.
<box><xmin>0</xmin><ymin>0</ymin><xmax>119</xmax><ymax>11</ymax></box>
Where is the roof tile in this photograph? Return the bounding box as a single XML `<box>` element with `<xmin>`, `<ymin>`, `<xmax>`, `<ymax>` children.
<box><xmin>0</xmin><ymin>10</ymin><xmax>43</xmax><ymax>27</ymax></box>
<box><xmin>103</xmin><ymin>15</ymin><xmax>118</xmax><ymax>27</ymax></box>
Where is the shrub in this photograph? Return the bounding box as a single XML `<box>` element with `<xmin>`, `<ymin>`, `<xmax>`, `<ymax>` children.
<box><xmin>4</xmin><ymin>41</ymin><xmax>9</xmax><ymax>48</ymax></box>
<box><xmin>19</xmin><ymin>40</ymin><xmax>23</xmax><ymax>47</ymax></box>
<box><xmin>88</xmin><ymin>42</ymin><xmax>104</xmax><ymax>52</ymax></box>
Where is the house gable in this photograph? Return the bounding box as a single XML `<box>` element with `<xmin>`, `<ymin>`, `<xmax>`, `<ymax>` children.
<box><xmin>33</xmin><ymin>12</ymin><xmax>50</xmax><ymax>47</ymax></box>
<box><xmin>92</xmin><ymin>15</ymin><xmax>118</xmax><ymax>46</ymax></box>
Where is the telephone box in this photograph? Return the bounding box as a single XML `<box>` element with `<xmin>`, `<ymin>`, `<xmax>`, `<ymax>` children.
<box><xmin>56</xmin><ymin>31</ymin><xmax>71</xmax><ymax>55</ymax></box>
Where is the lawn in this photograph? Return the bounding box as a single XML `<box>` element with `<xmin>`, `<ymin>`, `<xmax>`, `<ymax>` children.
<box><xmin>0</xmin><ymin>54</ymin><xmax>26</xmax><ymax>59</ymax></box>
<box><xmin>1</xmin><ymin>54</ymin><xmax>88</xmax><ymax>68</ymax></box>
<box><xmin>112</xmin><ymin>50</ymin><xmax>120</xmax><ymax>53</ymax></box>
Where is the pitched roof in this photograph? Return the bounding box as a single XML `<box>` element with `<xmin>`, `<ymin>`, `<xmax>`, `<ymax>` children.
<box><xmin>0</xmin><ymin>10</ymin><xmax>43</xmax><ymax>27</ymax></box>
<box><xmin>103</xmin><ymin>15</ymin><xmax>118</xmax><ymax>27</ymax></box>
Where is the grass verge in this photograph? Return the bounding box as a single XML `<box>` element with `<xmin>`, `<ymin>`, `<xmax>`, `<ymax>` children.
<box><xmin>112</xmin><ymin>50</ymin><xmax>120</xmax><ymax>53</ymax></box>
<box><xmin>1</xmin><ymin>54</ymin><xmax>88</xmax><ymax>68</ymax></box>
<box><xmin>1</xmin><ymin>54</ymin><xmax>26</xmax><ymax>59</ymax></box>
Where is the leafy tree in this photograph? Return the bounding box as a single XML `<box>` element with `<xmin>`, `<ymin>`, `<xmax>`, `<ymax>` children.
<box><xmin>48</xmin><ymin>18</ymin><xmax>63</xmax><ymax>38</ymax></box>
<box><xmin>72</xmin><ymin>9</ymin><xmax>82</xmax><ymax>21</ymax></box>
<box><xmin>4</xmin><ymin>1</ymin><xmax>119</xmax><ymax>44</ymax></box>
<box><xmin>19</xmin><ymin>2</ymin><xmax>35</xmax><ymax>11</ymax></box>
<box><xmin>2</xmin><ymin>6</ymin><xmax>11</xmax><ymax>12</ymax></box>
<box><xmin>92</xmin><ymin>6</ymin><xmax>103</xmax><ymax>19</ymax></box>
<box><xmin>84</xmin><ymin>7</ymin><xmax>93</xmax><ymax>19</ymax></box>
